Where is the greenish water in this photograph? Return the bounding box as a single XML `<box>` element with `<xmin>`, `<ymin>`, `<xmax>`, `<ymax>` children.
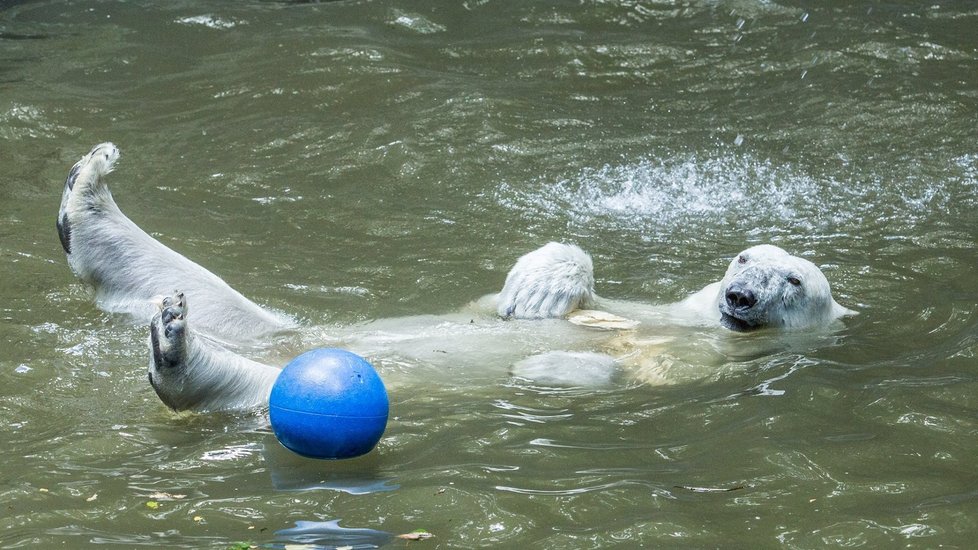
<box><xmin>2</xmin><ymin>0</ymin><xmax>978</xmax><ymax>547</ymax></box>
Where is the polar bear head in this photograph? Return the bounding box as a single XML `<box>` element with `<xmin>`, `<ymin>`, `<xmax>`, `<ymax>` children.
<box><xmin>717</xmin><ymin>244</ymin><xmax>853</xmax><ymax>331</ymax></box>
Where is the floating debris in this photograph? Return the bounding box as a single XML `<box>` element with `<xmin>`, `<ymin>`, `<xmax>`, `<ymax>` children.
<box><xmin>397</xmin><ymin>529</ymin><xmax>435</xmax><ymax>541</ymax></box>
<box><xmin>674</xmin><ymin>484</ymin><xmax>746</xmax><ymax>493</ymax></box>
<box><xmin>146</xmin><ymin>492</ymin><xmax>187</xmax><ymax>500</ymax></box>
<box><xmin>567</xmin><ymin>309</ymin><xmax>640</xmax><ymax>330</ymax></box>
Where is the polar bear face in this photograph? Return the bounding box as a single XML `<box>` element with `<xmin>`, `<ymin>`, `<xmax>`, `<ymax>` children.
<box><xmin>717</xmin><ymin>244</ymin><xmax>847</xmax><ymax>331</ymax></box>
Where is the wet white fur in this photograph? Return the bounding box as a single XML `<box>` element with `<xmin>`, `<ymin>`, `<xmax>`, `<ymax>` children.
<box><xmin>493</xmin><ymin>242</ymin><xmax>853</xmax><ymax>329</ymax></box>
<box><xmin>496</xmin><ymin>242</ymin><xmax>596</xmax><ymax>318</ymax></box>
<box><xmin>681</xmin><ymin>244</ymin><xmax>854</xmax><ymax>329</ymax></box>
<box><xmin>59</xmin><ymin>143</ymin><xmax>295</xmax><ymax>343</ymax></box>
<box><xmin>148</xmin><ymin>298</ymin><xmax>281</xmax><ymax>412</ymax></box>
<box><xmin>160</xmin><ymin>340</ymin><xmax>279</xmax><ymax>411</ymax></box>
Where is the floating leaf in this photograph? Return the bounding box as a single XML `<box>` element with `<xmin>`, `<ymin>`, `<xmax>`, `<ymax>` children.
<box><xmin>227</xmin><ymin>543</ymin><xmax>255</xmax><ymax>550</ymax></box>
<box><xmin>397</xmin><ymin>529</ymin><xmax>434</xmax><ymax>541</ymax></box>
<box><xmin>146</xmin><ymin>501</ymin><xmax>160</xmax><ymax>509</ymax></box>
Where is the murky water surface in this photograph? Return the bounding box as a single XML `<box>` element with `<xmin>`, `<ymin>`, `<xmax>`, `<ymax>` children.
<box><xmin>2</xmin><ymin>0</ymin><xmax>978</xmax><ymax>547</ymax></box>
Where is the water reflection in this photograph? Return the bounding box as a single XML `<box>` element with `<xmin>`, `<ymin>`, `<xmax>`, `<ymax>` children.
<box><xmin>264</xmin><ymin>440</ymin><xmax>399</xmax><ymax>494</ymax></box>
<box><xmin>273</xmin><ymin>520</ymin><xmax>392</xmax><ymax>549</ymax></box>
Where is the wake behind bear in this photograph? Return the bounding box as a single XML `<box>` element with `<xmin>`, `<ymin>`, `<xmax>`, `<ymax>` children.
<box><xmin>57</xmin><ymin>143</ymin><xmax>855</xmax><ymax>412</ymax></box>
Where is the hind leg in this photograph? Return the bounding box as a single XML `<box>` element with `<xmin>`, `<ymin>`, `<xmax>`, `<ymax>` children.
<box><xmin>147</xmin><ymin>291</ymin><xmax>283</xmax><ymax>412</ymax></box>
<box><xmin>148</xmin><ymin>292</ymin><xmax>196</xmax><ymax>411</ymax></box>
<box><xmin>56</xmin><ymin>144</ymin><xmax>295</xmax><ymax>341</ymax></box>
<box><xmin>57</xmin><ymin>142</ymin><xmax>120</xmax><ymax>255</ymax></box>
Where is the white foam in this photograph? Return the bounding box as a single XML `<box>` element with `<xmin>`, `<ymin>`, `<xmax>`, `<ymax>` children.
<box><xmin>495</xmin><ymin>152</ymin><xmax>973</xmax><ymax>239</ymax></box>
<box><xmin>175</xmin><ymin>15</ymin><xmax>240</xmax><ymax>30</ymax></box>
<box><xmin>496</xmin><ymin>154</ymin><xmax>831</xmax><ymax>235</ymax></box>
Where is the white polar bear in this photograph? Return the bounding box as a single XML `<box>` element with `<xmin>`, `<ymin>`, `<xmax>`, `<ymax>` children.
<box><xmin>494</xmin><ymin>241</ymin><xmax>853</xmax><ymax>331</ymax></box>
<box><xmin>57</xmin><ymin>143</ymin><xmax>855</xmax><ymax>412</ymax></box>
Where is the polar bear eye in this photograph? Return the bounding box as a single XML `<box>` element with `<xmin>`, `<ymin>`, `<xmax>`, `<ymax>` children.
<box><xmin>737</xmin><ymin>255</ymin><xmax>747</xmax><ymax>264</ymax></box>
<box><xmin>787</xmin><ymin>276</ymin><xmax>801</xmax><ymax>286</ymax></box>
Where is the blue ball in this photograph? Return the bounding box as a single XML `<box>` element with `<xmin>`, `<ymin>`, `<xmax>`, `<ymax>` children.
<box><xmin>269</xmin><ymin>348</ymin><xmax>389</xmax><ymax>460</ymax></box>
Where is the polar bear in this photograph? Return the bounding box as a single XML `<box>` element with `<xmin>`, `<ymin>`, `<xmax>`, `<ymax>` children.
<box><xmin>57</xmin><ymin>143</ymin><xmax>855</xmax><ymax>412</ymax></box>
<box><xmin>494</xmin><ymin>241</ymin><xmax>853</xmax><ymax>331</ymax></box>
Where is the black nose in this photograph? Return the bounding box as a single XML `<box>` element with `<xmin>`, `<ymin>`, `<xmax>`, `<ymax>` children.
<box><xmin>725</xmin><ymin>287</ymin><xmax>757</xmax><ymax>310</ymax></box>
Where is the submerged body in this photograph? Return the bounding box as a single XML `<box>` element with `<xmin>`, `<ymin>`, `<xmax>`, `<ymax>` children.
<box><xmin>57</xmin><ymin>143</ymin><xmax>855</xmax><ymax>412</ymax></box>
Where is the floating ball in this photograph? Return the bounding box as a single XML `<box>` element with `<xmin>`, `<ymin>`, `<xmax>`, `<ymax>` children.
<box><xmin>269</xmin><ymin>348</ymin><xmax>389</xmax><ymax>460</ymax></box>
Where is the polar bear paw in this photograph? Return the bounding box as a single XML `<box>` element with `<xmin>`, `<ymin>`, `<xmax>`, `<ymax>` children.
<box><xmin>150</xmin><ymin>292</ymin><xmax>189</xmax><ymax>372</ymax></box>
<box><xmin>496</xmin><ymin>242</ymin><xmax>597</xmax><ymax>319</ymax></box>
<box><xmin>61</xmin><ymin>142</ymin><xmax>119</xmax><ymax>201</ymax></box>
<box><xmin>57</xmin><ymin>142</ymin><xmax>120</xmax><ymax>255</ymax></box>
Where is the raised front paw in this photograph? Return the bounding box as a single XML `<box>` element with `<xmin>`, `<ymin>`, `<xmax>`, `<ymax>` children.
<box><xmin>496</xmin><ymin>242</ymin><xmax>597</xmax><ymax>319</ymax></box>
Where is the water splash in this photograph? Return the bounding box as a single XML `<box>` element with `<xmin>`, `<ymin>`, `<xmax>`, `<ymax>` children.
<box><xmin>174</xmin><ymin>15</ymin><xmax>241</xmax><ymax>30</ymax></box>
<box><xmin>495</xmin><ymin>152</ymin><xmax>974</xmax><ymax>240</ymax></box>
<box><xmin>496</xmin><ymin>154</ymin><xmax>839</xmax><ymax>235</ymax></box>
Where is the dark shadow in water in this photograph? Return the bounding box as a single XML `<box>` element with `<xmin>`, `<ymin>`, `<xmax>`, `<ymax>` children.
<box><xmin>263</xmin><ymin>438</ymin><xmax>399</xmax><ymax>495</ymax></box>
<box><xmin>272</xmin><ymin>520</ymin><xmax>393</xmax><ymax>549</ymax></box>
<box><xmin>0</xmin><ymin>31</ymin><xmax>47</xmax><ymax>39</ymax></box>
<box><xmin>260</xmin><ymin>0</ymin><xmax>353</xmax><ymax>4</ymax></box>
<box><xmin>0</xmin><ymin>0</ymin><xmax>46</xmax><ymax>13</ymax></box>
